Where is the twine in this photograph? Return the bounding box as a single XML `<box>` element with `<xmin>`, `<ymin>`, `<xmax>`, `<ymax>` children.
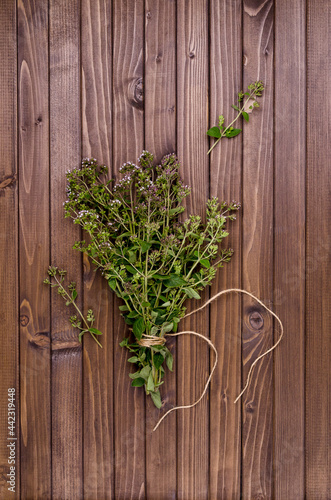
<box><xmin>137</xmin><ymin>333</ymin><xmax>166</xmax><ymax>347</ymax></box>
<box><xmin>152</xmin><ymin>288</ymin><xmax>283</xmax><ymax>432</ymax></box>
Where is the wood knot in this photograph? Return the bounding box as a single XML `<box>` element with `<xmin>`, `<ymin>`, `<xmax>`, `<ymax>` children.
<box><xmin>168</xmin><ymin>105</ymin><xmax>175</xmax><ymax>113</ymax></box>
<box><xmin>189</xmin><ymin>51</ymin><xmax>195</xmax><ymax>59</ymax></box>
<box><xmin>29</xmin><ymin>331</ymin><xmax>50</xmax><ymax>350</ymax></box>
<box><xmin>155</xmin><ymin>54</ymin><xmax>162</xmax><ymax>63</ymax></box>
<box><xmin>249</xmin><ymin>311</ymin><xmax>264</xmax><ymax>330</ymax></box>
<box><xmin>35</xmin><ymin>116</ymin><xmax>42</xmax><ymax>126</ymax></box>
<box><xmin>128</xmin><ymin>77</ymin><xmax>144</xmax><ymax>110</ymax></box>
<box><xmin>0</xmin><ymin>174</ymin><xmax>16</xmax><ymax>192</ymax></box>
<box><xmin>146</xmin><ymin>10</ymin><xmax>151</xmax><ymax>19</ymax></box>
<box><xmin>20</xmin><ymin>315</ymin><xmax>29</xmax><ymax>327</ymax></box>
<box><xmin>246</xmin><ymin>402</ymin><xmax>254</xmax><ymax>413</ymax></box>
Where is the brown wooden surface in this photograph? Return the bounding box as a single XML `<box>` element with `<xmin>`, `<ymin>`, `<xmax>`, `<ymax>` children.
<box><xmin>242</xmin><ymin>1</ymin><xmax>274</xmax><ymax>498</ymax></box>
<box><xmin>306</xmin><ymin>1</ymin><xmax>331</xmax><ymax>499</ymax></box>
<box><xmin>144</xmin><ymin>1</ymin><xmax>177</xmax><ymax>498</ymax></box>
<box><xmin>274</xmin><ymin>1</ymin><xmax>306</xmax><ymax>499</ymax></box>
<box><xmin>50</xmin><ymin>1</ymin><xmax>83</xmax><ymax>498</ymax></box>
<box><xmin>81</xmin><ymin>1</ymin><xmax>114</xmax><ymax>499</ymax></box>
<box><xmin>0</xmin><ymin>1</ymin><xmax>19</xmax><ymax>499</ymax></box>
<box><xmin>18</xmin><ymin>0</ymin><xmax>51</xmax><ymax>498</ymax></box>
<box><xmin>209</xmin><ymin>1</ymin><xmax>242</xmax><ymax>498</ymax></box>
<box><xmin>0</xmin><ymin>1</ymin><xmax>330</xmax><ymax>499</ymax></box>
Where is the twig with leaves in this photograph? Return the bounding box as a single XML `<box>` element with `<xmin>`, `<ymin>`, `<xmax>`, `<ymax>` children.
<box><xmin>207</xmin><ymin>80</ymin><xmax>264</xmax><ymax>154</ymax></box>
<box><xmin>44</xmin><ymin>266</ymin><xmax>103</xmax><ymax>348</ymax></box>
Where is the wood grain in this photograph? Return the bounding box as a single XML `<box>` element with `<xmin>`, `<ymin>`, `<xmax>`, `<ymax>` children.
<box><xmin>209</xmin><ymin>1</ymin><xmax>242</xmax><ymax>498</ymax></box>
<box><xmin>306</xmin><ymin>1</ymin><xmax>331</xmax><ymax>498</ymax></box>
<box><xmin>18</xmin><ymin>1</ymin><xmax>51</xmax><ymax>498</ymax></box>
<box><xmin>242</xmin><ymin>0</ymin><xmax>274</xmax><ymax>498</ymax></box>
<box><xmin>0</xmin><ymin>2</ymin><xmax>19</xmax><ymax>499</ymax></box>
<box><xmin>112</xmin><ymin>1</ymin><xmax>146</xmax><ymax>498</ymax></box>
<box><xmin>144</xmin><ymin>1</ymin><xmax>177</xmax><ymax>499</ymax></box>
<box><xmin>177</xmin><ymin>1</ymin><xmax>210</xmax><ymax>498</ymax></box>
<box><xmin>49</xmin><ymin>1</ymin><xmax>82</xmax><ymax>498</ymax></box>
<box><xmin>274</xmin><ymin>1</ymin><xmax>306</xmax><ymax>498</ymax></box>
<box><xmin>81</xmin><ymin>1</ymin><xmax>114</xmax><ymax>498</ymax></box>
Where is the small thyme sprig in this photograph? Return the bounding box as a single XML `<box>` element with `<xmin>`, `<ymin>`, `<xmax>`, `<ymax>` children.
<box><xmin>44</xmin><ymin>266</ymin><xmax>103</xmax><ymax>348</ymax></box>
<box><xmin>207</xmin><ymin>80</ymin><xmax>264</xmax><ymax>154</ymax></box>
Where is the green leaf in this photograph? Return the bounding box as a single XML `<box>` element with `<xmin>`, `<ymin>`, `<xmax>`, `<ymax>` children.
<box><xmin>141</xmin><ymin>301</ymin><xmax>150</xmax><ymax>307</ymax></box>
<box><xmin>133</xmin><ymin>317</ymin><xmax>145</xmax><ymax>340</ymax></box>
<box><xmin>200</xmin><ymin>258</ymin><xmax>210</xmax><ymax>268</ymax></box>
<box><xmin>108</xmin><ymin>279</ymin><xmax>117</xmax><ymax>291</ymax></box>
<box><xmin>128</xmin><ymin>356</ymin><xmax>139</xmax><ymax>363</ymax></box>
<box><xmin>129</xmin><ymin>371</ymin><xmax>143</xmax><ymax>379</ymax></box>
<box><xmin>150</xmin><ymin>390</ymin><xmax>162</xmax><ymax>409</ymax></box>
<box><xmin>166</xmin><ymin>350</ymin><xmax>174</xmax><ymax>371</ymax></box>
<box><xmin>153</xmin><ymin>352</ymin><xmax>165</xmax><ymax>370</ymax></box>
<box><xmin>117</xmin><ymin>231</ymin><xmax>132</xmax><ymax>239</ymax></box>
<box><xmin>231</xmin><ymin>104</ymin><xmax>240</xmax><ymax>111</ymax></box>
<box><xmin>152</xmin><ymin>273</ymin><xmax>169</xmax><ymax>280</ymax></box>
<box><xmin>225</xmin><ymin>128</ymin><xmax>242</xmax><ymax>138</ymax></box>
<box><xmin>140</xmin><ymin>365</ymin><xmax>151</xmax><ymax>381</ymax></box>
<box><xmin>127</xmin><ymin>311</ymin><xmax>139</xmax><ymax>318</ymax></box>
<box><xmin>71</xmin><ymin>290</ymin><xmax>78</xmax><ymax>301</ymax></box>
<box><xmin>242</xmin><ymin>111</ymin><xmax>249</xmax><ymax>122</ymax></box>
<box><xmin>161</xmin><ymin>301</ymin><xmax>171</xmax><ymax>308</ymax></box>
<box><xmin>207</xmin><ymin>126</ymin><xmax>221</xmax><ymax>138</ymax></box>
<box><xmin>183</xmin><ymin>287</ymin><xmax>201</xmax><ymax>300</ymax></box>
<box><xmin>124</xmin><ymin>316</ymin><xmax>134</xmax><ymax>325</ymax></box>
<box><xmin>164</xmin><ymin>275</ymin><xmax>187</xmax><ymax>288</ymax></box>
<box><xmin>119</xmin><ymin>338</ymin><xmax>129</xmax><ymax>347</ymax></box>
<box><xmin>169</xmin><ymin>207</ymin><xmax>184</xmax><ymax>216</ymax></box>
<box><xmin>119</xmin><ymin>304</ymin><xmax>129</xmax><ymax>312</ymax></box>
<box><xmin>131</xmin><ymin>378</ymin><xmax>145</xmax><ymax>387</ymax></box>
<box><xmin>138</xmin><ymin>240</ymin><xmax>152</xmax><ymax>253</ymax></box>
<box><xmin>161</xmin><ymin>322</ymin><xmax>174</xmax><ymax>333</ymax></box>
<box><xmin>147</xmin><ymin>372</ymin><xmax>155</xmax><ymax>392</ymax></box>
<box><xmin>125</xmin><ymin>265</ymin><xmax>137</xmax><ymax>275</ymax></box>
<box><xmin>88</xmin><ymin>327</ymin><xmax>103</xmax><ymax>336</ymax></box>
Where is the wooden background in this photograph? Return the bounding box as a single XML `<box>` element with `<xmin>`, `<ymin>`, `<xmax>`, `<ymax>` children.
<box><xmin>0</xmin><ymin>0</ymin><xmax>330</xmax><ymax>498</ymax></box>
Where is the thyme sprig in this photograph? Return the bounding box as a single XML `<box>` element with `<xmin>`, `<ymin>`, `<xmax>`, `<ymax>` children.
<box><xmin>44</xmin><ymin>266</ymin><xmax>103</xmax><ymax>348</ymax></box>
<box><xmin>207</xmin><ymin>80</ymin><xmax>264</xmax><ymax>154</ymax></box>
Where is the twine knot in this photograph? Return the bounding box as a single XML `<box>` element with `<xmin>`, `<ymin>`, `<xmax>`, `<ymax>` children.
<box><xmin>137</xmin><ymin>333</ymin><xmax>166</xmax><ymax>347</ymax></box>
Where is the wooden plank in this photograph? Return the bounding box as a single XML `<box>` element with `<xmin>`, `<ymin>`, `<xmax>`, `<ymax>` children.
<box><xmin>273</xmin><ymin>1</ymin><xmax>305</xmax><ymax>498</ymax></box>
<box><xmin>49</xmin><ymin>1</ymin><xmax>83</xmax><ymax>498</ymax></box>
<box><xmin>112</xmin><ymin>1</ymin><xmax>146</xmax><ymax>498</ymax></box>
<box><xmin>242</xmin><ymin>1</ymin><xmax>274</xmax><ymax>498</ymax></box>
<box><xmin>81</xmin><ymin>0</ymin><xmax>114</xmax><ymax>498</ymax></box>
<box><xmin>209</xmin><ymin>1</ymin><xmax>242</xmax><ymax>498</ymax></box>
<box><xmin>0</xmin><ymin>2</ymin><xmax>19</xmax><ymax>499</ymax></box>
<box><xmin>176</xmin><ymin>1</ymin><xmax>209</xmax><ymax>498</ymax></box>
<box><xmin>144</xmin><ymin>1</ymin><xmax>177</xmax><ymax>498</ymax></box>
<box><xmin>306</xmin><ymin>1</ymin><xmax>331</xmax><ymax>498</ymax></box>
<box><xmin>17</xmin><ymin>1</ymin><xmax>51</xmax><ymax>498</ymax></box>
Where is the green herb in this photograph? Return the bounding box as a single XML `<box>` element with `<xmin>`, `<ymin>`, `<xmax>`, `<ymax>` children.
<box><xmin>207</xmin><ymin>80</ymin><xmax>264</xmax><ymax>154</ymax></box>
<box><xmin>44</xmin><ymin>266</ymin><xmax>103</xmax><ymax>348</ymax></box>
<box><xmin>61</xmin><ymin>152</ymin><xmax>239</xmax><ymax>407</ymax></box>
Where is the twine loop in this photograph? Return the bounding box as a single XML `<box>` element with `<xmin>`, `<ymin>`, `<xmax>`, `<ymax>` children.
<box><xmin>152</xmin><ymin>288</ymin><xmax>284</xmax><ymax>432</ymax></box>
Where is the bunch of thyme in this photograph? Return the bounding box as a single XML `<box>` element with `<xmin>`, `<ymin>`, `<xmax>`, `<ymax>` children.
<box><xmin>60</xmin><ymin>152</ymin><xmax>239</xmax><ymax>408</ymax></box>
